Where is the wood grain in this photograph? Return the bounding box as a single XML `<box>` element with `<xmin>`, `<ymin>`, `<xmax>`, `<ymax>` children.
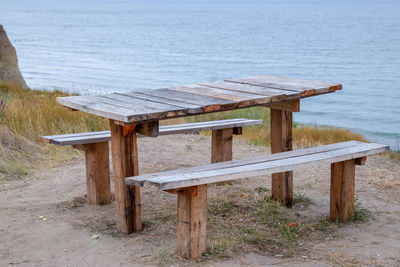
<box><xmin>73</xmin><ymin>142</ymin><xmax>111</xmax><ymax>204</ymax></box>
<box><xmin>330</xmin><ymin>159</ymin><xmax>356</xmax><ymax>222</ymax></box>
<box><xmin>109</xmin><ymin>120</ymin><xmax>142</xmax><ymax>234</ymax></box>
<box><xmin>199</xmin><ymin>81</ymin><xmax>289</xmax><ymax>101</ymax></box>
<box><xmin>125</xmin><ymin>142</ymin><xmax>389</xmax><ymax>190</ymax></box>
<box><xmin>270</xmin><ymin>108</ymin><xmax>293</xmax><ymax>207</ymax></box>
<box><xmin>176</xmin><ymin>185</ymin><xmax>207</xmax><ymax>259</ymax></box>
<box><xmin>128</xmin><ymin>141</ymin><xmax>366</xmax><ymax>184</ymax></box>
<box><xmin>267</xmin><ymin>100</ymin><xmax>300</xmax><ymax>112</ymax></box>
<box><xmin>84</xmin><ymin>142</ymin><xmax>111</xmax><ymax>204</ymax></box>
<box><xmin>41</xmin><ymin>119</ymin><xmax>262</xmax><ymax>146</ymax></box>
<box><xmin>211</xmin><ymin>128</ymin><xmax>233</xmax><ymax>163</ymax></box>
<box><xmin>57</xmin><ymin>75</ymin><xmax>341</xmax><ymax>123</ymax></box>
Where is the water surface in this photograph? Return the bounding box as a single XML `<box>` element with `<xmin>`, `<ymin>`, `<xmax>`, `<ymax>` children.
<box><xmin>2</xmin><ymin>0</ymin><xmax>399</xmax><ymax>149</ymax></box>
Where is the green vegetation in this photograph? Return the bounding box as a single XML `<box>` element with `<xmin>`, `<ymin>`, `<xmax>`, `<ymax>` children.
<box><xmin>348</xmin><ymin>197</ymin><xmax>370</xmax><ymax>222</ymax></box>
<box><xmin>293</xmin><ymin>192</ymin><xmax>312</xmax><ymax>205</ymax></box>
<box><xmin>315</xmin><ymin>217</ymin><xmax>331</xmax><ymax>232</ymax></box>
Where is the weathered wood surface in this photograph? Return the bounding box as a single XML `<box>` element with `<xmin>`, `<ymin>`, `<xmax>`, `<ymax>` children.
<box><xmin>330</xmin><ymin>159</ymin><xmax>356</xmax><ymax>222</ymax></box>
<box><xmin>127</xmin><ymin>141</ymin><xmax>362</xmax><ymax>179</ymax></box>
<box><xmin>270</xmin><ymin>108</ymin><xmax>293</xmax><ymax>206</ymax></box>
<box><xmin>41</xmin><ymin>119</ymin><xmax>262</xmax><ymax>146</ymax></box>
<box><xmin>211</xmin><ymin>128</ymin><xmax>233</xmax><ymax>163</ymax></box>
<box><xmin>267</xmin><ymin>100</ymin><xmax>300</xmax><ymax>112</ymax></box>
<box><xmin>109</xmin><ymin>120</ymin><xmax>142</xmax><ymax>234</ymax></box>
<box><xmin>57</xmin><ymin>75</ymin><xmax>341</xmax><ymax>123</ymax></box>
<box><xmin>73</xmin><ymin>142</ymin><xmax>111</xmax><ymax>204</ymax></box>
<box><xmin>125</xmin><ymin>142</ymin><xmax>388</xmax><ymax>190</ymax></box>
<box><xmin>175</xmin><ymin>185</ymin><xmax>207</xmax><ymax>259</ymax></box>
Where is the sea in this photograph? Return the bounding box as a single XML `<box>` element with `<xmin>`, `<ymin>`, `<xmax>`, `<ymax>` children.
<box><xmin>2</xmin><ymin>0</ymin><xmax>400</xmax><ymax>149</ymax></box>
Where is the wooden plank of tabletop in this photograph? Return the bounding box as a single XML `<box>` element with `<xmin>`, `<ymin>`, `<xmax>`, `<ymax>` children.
<box><xmin>229</xmin><ymin>75</ymin><xmax>341</xmax><ymax>97</ymax></box>
<box><xmin>93</xmin><ymin>93</ymin><xmax>192</xmax><ymax>121</ymax></box>
<box><xmin>227</xmin><ymin>77</ymin><xmax>317</xmax><ymax>97</ymax></box>
<box><xmin>255</xmin><ymin>75</ymin><xmax>339</xmax><ymax>95</ymax></box>
<box><xmin>199</xmin><ymin>81</ymin><xmax>296</xmax><ymax>100</ymax></box>
<box><xmin>58</xmin><ymin>94</ymin><xmax>187</xmax><ymax>122</ymax></box>
<box><xmin>132</xmin><ymin>88</ymin><xmax>236</xmax><ymax>112</ymax></box>
<box><xmin>169</xmin><ymin>84</ymin><xmax>278</xmax><ymax>108</ymax></box>
<box><xmin>57</xmin><ymin>75</ymin><xmax>342</xmax><ymax>123</ymax></box>
<box><xmin>57</xmin><ymin>96</ymin><xmax>151</xmax><ymax>122</ymax></box>
<box><xmin>259</xmin><ymin>75</ymin><xmax>342</xmax><ymax>92</ymax></box>
<box><xmin>115</xmin><ymin>92</ymin><xmax>204</xmax><ymax>115</ymax></box>
<box><xmin>96</xmin><ymin>94</ymin><xmax>186</xmax><ymax>115</ymax></box>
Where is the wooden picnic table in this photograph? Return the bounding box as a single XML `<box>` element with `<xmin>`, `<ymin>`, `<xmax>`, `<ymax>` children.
<box><xmin>57</xmin><ymin>75</ymin><xmax>342</xmax><ymax>234</ymax></box>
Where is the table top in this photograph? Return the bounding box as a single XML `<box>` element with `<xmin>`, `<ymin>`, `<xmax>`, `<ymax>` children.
<box><xmin>57</xmin><ymin>75</ymin><xmax>342</xmax><ymax>124</ymax></box>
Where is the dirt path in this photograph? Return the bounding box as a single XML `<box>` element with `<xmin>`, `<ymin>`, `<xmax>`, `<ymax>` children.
<box><xmin>0</xmin><ymin>134</ymin><xmax>399</xmax><ymax>266</ymax></box>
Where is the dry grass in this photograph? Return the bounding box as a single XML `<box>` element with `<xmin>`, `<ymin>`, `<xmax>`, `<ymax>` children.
<box><xmin>165</xmin><ymin>106</ymin><xmax>367</xmax><ymax>148</ymax></box>
<box><xmin>0</xmin><ymin>82</ymin><xmax>108</xmax><ymax>179</ymax></box>
<box><xmin>386</xmin><ymin>150</ymin><xmax>400</xmax><ymax>161</ymax></box>
<box><xmin>0</xmin><ymin>82</ymin><xmax>108</xmax><ymax>140</ymax></box>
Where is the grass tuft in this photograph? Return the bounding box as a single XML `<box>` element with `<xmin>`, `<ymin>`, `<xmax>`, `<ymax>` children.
<box><xmin>315</xmin><ymin>217</ymin><xmax>332</xmax><ymax>232</ymax></box>
<box><xmin>348</xmin><ymin>197</ymin><xmax>370</xmax><ymax>222</ymax></box>
<box><xmin>293</xmin><ymin>192</ymin><xmax>312</xmax><ymax>205</ymax></box>
<box><xmin>256</xmin><ymin>196</ymin><xmax>302</xmax><ymax>241</ymax></box>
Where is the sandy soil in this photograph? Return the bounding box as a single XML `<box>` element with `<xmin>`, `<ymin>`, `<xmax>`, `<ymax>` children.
<box><xmin>0</xmin><ymin>134</ymin><xmax>399</xmax><ymax>266</ymax></box>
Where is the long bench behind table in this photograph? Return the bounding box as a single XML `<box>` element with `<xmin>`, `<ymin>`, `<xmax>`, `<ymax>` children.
<box><xmin>125</xmin><ymin>141</ymin><xmax>389</xmax><ymax>259</ymax></box>
<box><xmin>41</xmin><ymin>118</ymin><xmax>262</xmax><ymax>204</ymax></box>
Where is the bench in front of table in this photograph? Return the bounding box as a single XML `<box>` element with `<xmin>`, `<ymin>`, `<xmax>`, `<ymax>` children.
<box><xmin>125</xmin><ymin>141</ymin><xmax>388</xmax><ymax>259</ymax></box>
<box><xmin>41</xmin><ymin>118</ymin><xmax>262</xmax><ymax>204</ymax></box>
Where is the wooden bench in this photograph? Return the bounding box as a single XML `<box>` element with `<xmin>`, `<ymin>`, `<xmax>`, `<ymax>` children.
<box><xmin>125</xmin><ymin>141</ymin><xmax>388</xmax><ymax>259</ymax></box>
<box><xmin>41</xmin><ymin>118</ymin><xmax>262</xmax><ymax>204</ymax></box>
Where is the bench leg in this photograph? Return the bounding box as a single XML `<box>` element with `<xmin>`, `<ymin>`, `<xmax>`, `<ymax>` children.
<box><xmin>109</xmin><ymin>120</ymin><xmax>142</xmax><ymax>234</ymax></box>
<box><xmin>84</xmin><ymin>142</ymin><xmax>111</xmax><ymax>204</ymax></box>
<box><xmin>330</xmin><ymin>159</ymin><xmax>355</xmax><ymax>222</ymax></box>
<box><xmin>270</xmin><ymin>108</ymin><xmax>293</xmax><ymax>207</ymax></box>
<box><xmin>176</xmin><ymin>185</ymin><xmax>207</xmax><ymax>259</ymax></box>
<box><xmin>211</xmin><ymin>128</ymin><xmax>233</xmax><ymax>163</ymax></box>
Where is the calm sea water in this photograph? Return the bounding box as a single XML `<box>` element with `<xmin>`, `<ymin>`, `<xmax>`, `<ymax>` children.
<box><xmin>2</xmin><ymin>0</ymin><xmax>400</xmax><ymax>149</ymax></box>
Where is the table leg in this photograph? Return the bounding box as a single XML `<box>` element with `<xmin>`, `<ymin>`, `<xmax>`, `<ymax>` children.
<box><xmin>270</xmin><ymin>108</ymin><xmax>293</xmax><ymax>207</ymax></box>
<box><xmin>109</xmin><ymin>120</ymin><xmax>142</xmax><ymax>234</ymax></box>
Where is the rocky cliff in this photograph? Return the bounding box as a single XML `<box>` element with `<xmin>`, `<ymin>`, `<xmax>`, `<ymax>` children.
<box><xmin>0</xmin><ymin>25</ymin><xmax>28</xmax><ymax>88</ymax></box>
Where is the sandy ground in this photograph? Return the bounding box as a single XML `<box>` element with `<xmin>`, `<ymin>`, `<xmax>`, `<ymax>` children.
<box><xmin>0</xmin><ymin>134</ymin><xmax>399</xmax><ymax>266</ymax></box>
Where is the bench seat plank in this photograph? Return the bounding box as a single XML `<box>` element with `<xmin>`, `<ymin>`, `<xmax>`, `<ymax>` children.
<box><xmin>41</xmin><ymin>119</ymin><xmax>262</xmax><ymax>146</ymax></box>
<box><xmin>125</xmin><ymin>142</ymin><xmax>389</xmax><ymax>190</ymax></box>
<box><xmin>128</xmin><ymin>141</ymin><xmax>364</xmax><ymax>179</ymax></box>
